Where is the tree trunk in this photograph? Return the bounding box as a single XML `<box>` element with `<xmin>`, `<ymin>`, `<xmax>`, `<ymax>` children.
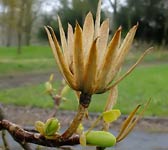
<box><xmin>17</xmin><ymin>0</ymin><xmax>25</xmax><ymax>54</ymax></box>
<box><xmin>6</xmin><ymin>7</ymin><xmax>15</xmax><ymax>47</ymax></box>
<box><xmin>6</xmin><ymin>27</ymin><xmax>12</xmax><ymax>47</ymax></box>
<box><xmin>25</xmin><ymin>23</ymin><xmax>32</xmax><ymax>46</ymax></box>
<box><xmin>108</xmin><ymin>0</ymin><xmax>118</xmax><ymax>31</ymax></box>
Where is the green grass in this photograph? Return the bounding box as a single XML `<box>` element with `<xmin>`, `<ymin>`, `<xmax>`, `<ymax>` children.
<box><xmin>0</xmin><ymin>45</ymin><xmax>168</xmax><ymax>116</ymax></box>
<box><xmin>0</xmin><ymin>45</ymin><xmax>52</xmax><ymax>59</ymax></box>
<box><xmin>0</xmin><ymin>64</ymin><xmax>168</xmax><ymax>117</ymax></box>
<box><xmin>0</xmin><ymin>45</ymin><xmax>56</xmax><ymax>75</ymax></box>
<box><xmin>116</xmin><ymin>64</ymin><xmax>168</xmax><ymax>116</ymax></box>
<box><xmin>0</xmin><ymin>45</ymin><xmax>168</xmax><ymax>75</ymax></box>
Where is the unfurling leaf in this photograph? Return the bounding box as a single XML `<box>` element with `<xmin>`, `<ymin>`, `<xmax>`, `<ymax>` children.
<box><xmin>35</xmin><ymin>121</ymin><xmax>45</xmax><ymax>135</ymax></box>
<box><xmin>79</xmin><ymin>132</ymin><xmax>86</xmax><ymax>146</ymax></box>
<box><xmin>86</xmin><ymin>131</ymin><xmax>116</xmax><ymax>147</ymax></box>
<box><xmin>61</xmin><ymin>85</ymin><xmax>70</xmax><ymax>97</ymax></box>
<box><xmin>45</xmin><ymin>81</ymin><xmax>53</xmax><ymax>93</ymax></box>
<box><xmin>49</xmin><ymin>74</ymin><xmax>54</xmax><ymax>82</ymax></box>
<box><xmin>76</xmin><ymin>123</ymin><xmax>84</xmax><ymax>135</ymax></box>
<box><xmin>44</xmin><ymin>118</ymin><xmax>60</xmax><ymax>136</ymax></box>
<box><xmin>102</xmin><ymin>109</ymin><xmax>121</xmax><ymax>123</ymax></box>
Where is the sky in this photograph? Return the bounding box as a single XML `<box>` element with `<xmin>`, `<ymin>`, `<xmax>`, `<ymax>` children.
<box><xmin>41</xmin><ymin>0</ymin><xmax>126</xmax><ymax>13</ymax></box>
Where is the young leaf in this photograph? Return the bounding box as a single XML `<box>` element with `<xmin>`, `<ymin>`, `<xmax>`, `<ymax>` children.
<box><xmin>76</xmin><ymin>123</ymin><xmax>84</xmax><ymax>135</ymax></box>
<box><xmin>61</xmin><ymin>85</ymin><xmax>70</xmax><ymax>97</ymax></box>
<box><xmin>45</xmin><ymin>81</ymin><xmax>53</xmax><ymax>93</ymax></box>
<box><xmin>35</xmin><ymin>121</ymin><xmax>45</xmax><ymax>135</ymax></box>
<box><xmin>44</xmin><ymin>118</ymin><xmax>60</xmax><ymax>136</ymax></box>
<box><xmin>102</xmin><ymin>109</ymin><xmax>121</xmax><ymax>123</ymax></box>
<box><xmin>79</xmin><ymin>132</ymin><xmax>86</xmax><ymax>146</ymax></box>
<box><xmin>49</xmin><ymin>74</ymin><xmax>54</xmax><ymax>82</ymax></box>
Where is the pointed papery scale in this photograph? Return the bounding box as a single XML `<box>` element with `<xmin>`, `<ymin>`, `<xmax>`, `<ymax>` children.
<box><xmin>83</xmin><ymin>39</ymin><xmax>98</xmax><ymax>94</ymax></box>
<box><xmin>73</xmin><ymin>23</ymin><xmax>84</xmax><ymax>90</ymax></box>
<box><xmin>97</xmin><ymin>19</ymin><xmax>109</xmax><ymax>70</ymax></box>
<box><xmin>104</xmin><ymin>86</ymin><xmax>118</xmax><ymax>111</ymax></box>
<box><xmin>105</xmin><ymin>48</ymin><xmax>152</xmax><ymax>92</ymax></box>
<box><xmin>94</xmin><ymin>0</ymin><xmax>102</xmax><ymax>39</ymax></box>
<box><xmin>67</xmin><ymin>23</ymin><xmax>74</xmax><ymax>73</ymax></box>
<box><xmin>95</xmin><ymin>27</ymin><xmax>121</xmax><ymax>93</ymax></box>
<box><xmin>57</xmin><ymin>16</ymin><xmax>69</xmax><ymax>66</ymax></box>
<box><xmin>45</xmin><ymin>26</ymin><xmax>76</xmax><ymax>90</ymax></box>
<box><xmin>114</xmin><ymin>24</ymin><xmax>138</xmax><ymax>72</ymax></box>
<box><xmin>45</xmin><ymin>26</ymin><xmax>65</xmax><ymax>81</ymax></box>
<box><xmin>82</xmin><ymin>12</ymin><xmax>94</xmax><ymax>66</ymax></box>
<box><xmin>105</xmin><ymin>25</ymin><xmax>138</xmax><ymax>87</ymax></box>
<box><xmin>116</xmin><ymin>105</ymin><xmax>141</xmax><ymax>142</ymax></box>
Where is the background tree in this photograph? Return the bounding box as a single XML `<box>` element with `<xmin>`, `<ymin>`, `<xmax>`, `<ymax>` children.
<box><xmin>0</xmin><ymin>0</ymin><xmax>44</xmax><ymax>52</ymax></box>
<box><xmin>17</xmin><ymin>0</ymin><xmax>24</xmax><ymax>54</ymax></box>
<box><xmin>116</xmin><ymin>0</ymin><xmax>168</xmax><ymax>44</ymax></box>
<box><xmin>0</xmin><ymin>0</ymin><xmax>17</xmax><ymax>47</ymax></box>
<box><xmin>107</xmin><ymin>0</ymin><xmax>118</xmax><ymax>31</ymax></box>
<box><xmin>23</xmin><ymin>0</ymin><xmax>34</xmax><ymax>46</ymax></box>
<box><xmin>38</xmin><ymin>0</ymin><xmax>106</xmax><ymax>40</ymax></box>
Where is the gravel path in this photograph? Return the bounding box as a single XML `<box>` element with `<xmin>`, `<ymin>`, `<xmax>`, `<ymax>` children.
<box><xmin>0</xmin><ymin>70</ymin><xmax>61</xmax><ymax>89</ymax></box>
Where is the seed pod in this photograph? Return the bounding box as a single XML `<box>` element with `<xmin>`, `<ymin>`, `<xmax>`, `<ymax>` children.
<box><xmin>44</xmin><ymin>118</ymin><xmax>60</xmax><ymax>136</ymax></box>
<box><xmin>86</xmin><ymin>131</ymin><xmax>116</xmax><ymax>147</ymax></box>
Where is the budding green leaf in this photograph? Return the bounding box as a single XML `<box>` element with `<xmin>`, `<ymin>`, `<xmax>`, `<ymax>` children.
<box><xmin>86</xmin><ymin>131</ymin><xmax>116</xmax><ymax>147</ymax></box>
<box><xmin>102</xmin><ymin>109</ymin><xmax>121</xmax><ymax>123</ymax></box>
<box><xmin>79</xmin><ymin>132</ymin><xmax>86</xmax><ymax>146</ymax></box>
<box><xmin>49</xmin><ymin>74</ymin><xmax>54</xmax><ymax>82</ymax></box>
<box><xmin>44</xmin><ymin>118</ymin><xmax>60</xmax><ymax>136</ymax></box>
<box><xmin>45</xmin><ymin>81</ymin><xmax>53</xmax><ymax>93</ymax></box>
<box><xmin>76</xmin><ymin>123</ymin><xmax>84</xmax><ymax>135</ymax></box>
<box><xmin>61</xmin><ymin>85</ymin><xmax>70</xmax><ymax>97</ymax></box>
<box><xmin>35</xmin><ymin>121</ymin><xmax>45</xmax><ymax>135</ymax></box>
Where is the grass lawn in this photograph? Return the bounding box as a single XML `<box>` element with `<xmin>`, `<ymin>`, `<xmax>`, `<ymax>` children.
<box><xmin>0</xmin><ymin>64</ymin><xmax>168</xmax><ymax>117</ymax></box>
<box><xmin>0</xmin><ymin>45</ymin><xmax>168</xmax><ymax>75</ymax></box>
<box><xmin>0</xmin><ymin>45</ymin><xmax>56</xmax><ymax>75</ymax></box>
<box><xmin>0</xmin><ymin>45</ymin><xmax>168</xmax><ymax>116</ymax></box>
<box><xmin>0</xmin><ymin>45</ymin><xmax>52</xmax><ymax>59</ymax></box>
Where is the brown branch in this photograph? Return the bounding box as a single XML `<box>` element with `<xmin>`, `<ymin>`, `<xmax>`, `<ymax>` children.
<box><xmin>0</xmin><ymin>120</ymin><xmax>80</xmax><ymax>147</ymax></box>
<box><xmin>61</xmin><ymin>104</ymin><xmax>87</xmax><ymax>139</ymax></box>
<box><xmin>61</xmin><ymin>93</ymin><xmax>91</xmax><ymax>139</ymax></box>
<box><xmin>47</xmin><ymin>94</ymin><xmax>61</xmax><ymax>118</ymax></box>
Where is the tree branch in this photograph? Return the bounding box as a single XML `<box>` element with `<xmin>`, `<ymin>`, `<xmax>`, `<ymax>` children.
<box><xmin>61</xmin><ymin>93</ymin><xmax>91</xmax><ymax>139</ymax></box>
<box><xmin>0</xmin><ymin>120</ymin><xmax>80</xmax><ymax>147</ymax></box>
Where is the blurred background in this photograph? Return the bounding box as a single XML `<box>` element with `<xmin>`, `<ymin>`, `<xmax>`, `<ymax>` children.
<box><xmin>0</xmin><ymin>1</ymin><xmax>168</xmax><ymax>149</ymax></box>
<box><xmin>0</xmin><ymin>0</ymin><xmax>168</xmax><ymax>116</ymax></box>
<box><xmin>1</xmin><ymin>0</ymin><xmax>168</xmax><ymax>49</ymax></box>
